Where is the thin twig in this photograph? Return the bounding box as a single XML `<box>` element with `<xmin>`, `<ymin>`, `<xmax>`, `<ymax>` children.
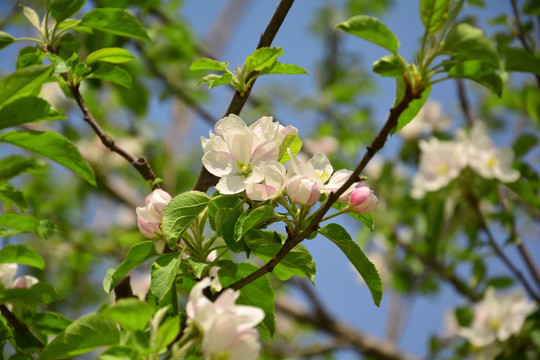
<box><xmin>0</xmin><ymin>304</ymin><xmax>44</xmax><ymax>348</ymax></box>
<box><xmin>275</xmin><ymin>297</ymin><xmax>421</xmax><ymax>360</ymax></box>
<box><xmin>225</xmin><ymin>82</ymin><xmax>421</xmax><ymax>292</ymax></box>
<box><xmin>67</xmin><ymin>83</ymin><xmax>160</xmax><ymax>189</ymax></box>
<box><xmin>193</xmin><ymin>0</ymin><xmax>296</xmax><ymax>192</ymax></box>
<box><xmin>456</xmin><ymin>79</ymin><xmax>475</xmax><ymax>127</ymax></box>
<box><xmin>510</xmin><ymin>0</ymin><xmax>540</xmax><ymax>87</ymax></box>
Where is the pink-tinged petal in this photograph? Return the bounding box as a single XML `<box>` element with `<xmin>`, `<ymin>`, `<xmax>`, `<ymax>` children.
<box><xmin>233</xmin><ymin>305</ymin><xmax>265</xmax><ymax>330</ymax></box>
<box><xmin>246</xmin><ymin>183</ymin><xmax>277</xmax><ymax>201</ymax></box>
<box><xmin>136</xmin><ymin>205</ymin><xmax>161</xmax><ymax>223</ymax></box>
<box><xmin>214</xmin><ymin>114</ymin><xmax>246</xmax><ymax>137</ymax></box>
<box><xmin>13</xmin><ymin>275</ymin><xmax>39</xmax><ymax>289</ymax></box>
<box><xmin>286</xmin><ymin>175</ymin><xmax>321</xmax><ymax>206</ymax></box>
<box><xmin>137</xmin><ymin>217</ymin><xmax>161</xmax><ymax>239</ymax></box>
<box><xmin>251</xmin><ymin>140</ymin><xmax>280</xmax><ymax>164</ymax></box>
<box><xmin>215</xmin><ymin>175</ymin><xmax>246</xmax><ymax>194</ymax></box>
<box><xmin>324</xmin><ymin>169</ymin><xmax>353</xmax><ymax>194</ymax></box>
<box><xmin>350</xmin><ymin>186</ymin><xmax>371</xmax><ymax>206</ymax></box>
<box><xmin>202</xmin><ymin>151</ymin><xmax>234</xmax><ymax>177</ymax></box>
<box><xmin>352</xmin><ymin>193</ymin><xmax>378</xmax><ymax>214</ymax></box>
<box><xmin>214</xmin><ymin>289</ymin><xmax>239</xmax><ymax>312</ymax></box>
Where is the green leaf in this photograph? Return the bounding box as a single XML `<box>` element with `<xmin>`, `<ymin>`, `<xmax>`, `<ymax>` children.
<box><xmin>100</xmin><ymin>345</ymin><xmax>139</xmax><ymax>360</ymax></box>
<box><xmin>39</xmin><ymin>314</ymin><xmax>120</xmax><ymax>360</ymax></box>
<box><xmin>455</xmin><ymin>307</ymin><xmax>473</xmax><ymax>327</ymax></box>
<box><xmin>234</xmin><ymin>205</ymin><xmax>275</xmax><ymax>243</ymax></box>
<box><xmin>0</xmin><ymin>65</ymin><xmax>54</xmax><ymax>106</ymax></box>
<box><xmin>0</xmin><ymin>214</ymin><xmax>50</xmax><ymax>240</ymax></box>
<box><xmin>0</xmin><ymin>155</ymin><xmax>46</xmax><ymax>180</ymax></box>
<box><xmin>0</xmin><ymin>283</ymin><xmax>62</xmax><ymax>307</ymax></box>
<box><xmin>259</xmin><ymin>61</ymin><xmax>308</xmax><ymax>75</ymax></box>
<box><xmin>244</xmin><ymin>47</ymin><xmax>283</xmax><ymax>73</ymax></box>
<box><xmin>22</xmin><ymin>6</ymin><xmax>41</xmax><ymax>32</ymax></box>
<box><xmin>85</xmin><ymin>47</ymin><xmax>136</xmax><ymax>65</ymax></box>
<box><xmin>501</xmin><ymin>46</ymin><xmax>540</xmax><ymax>75</ymax></box>
<box><xmin>87</xmin><ymin>64</ymin><xmax>132</xmax><ymax>88</ymax></box>
<box><xmin>80</xmin><ymin>8</ymin><xmax>150</xmax><ymax>41</ymax></box>
<box><xmin>0</xmin><ymin>130</ymin><xmax>96</xmax><ymax>186</ymax></box>
<box><xmin>373</xmin><ymin>54</ymin><xmax>407</xmax><ymax>77</ymax></box>
<box><xmin>394</xmin><ymin>86</ymin><xmax>432</xmax><ymax>133</ymax></box>
<box><xmin>150</xmin><ymin>253</ymin><xmax>181</xmax><ymax>303</ymax></box>
<box><xmin>0</xmin><ymin>244</ymin><xmax>44</xmax><ymax>269</ymax></box>
<box><xmin>513</xmin><ymin>133</ymin><xmax>538</xmax><ymax>157</ymax></box>
<box><xmin>0</xmin><ymin>96</ymin><xmax>65</xmax><ymax>130</ymax></box>
<box><xmin>336</xmin><ymin>15</ymin><xmax>400</xmax><ymax>53</ymax></box>
<box><xmin>155</xmin><ymin>316</ymin><xmax>180</xmax><ymax>350</ymax></box>
<box><xmin>29</xmin><ymin>312</ymin><xmax>72</xmax><ymax>335</ymax></box>
<box><xmin>486</xmin><ymin>276</ymin><xmax>514</xmax><ymax>289</ymax></box>
<box><xmin>17</xmin><ymin>46</ymin><xmax>46</xmax><ymax>69</ymax></box>
<box><xmin>49</xmin><ymin>0</ymin><xmax>85</xmax><ymax>22</ymax></box>
<box><xmin>162</xmin><ymin>191</ymin><xmax>211</xmax><ymax>249</ymax></box>
<box><xmin>103</xmin><ymin>241</ymin><xmax>158</xmax><ymax>293</ymax></box>
<box><xmin>332</xmin><ymin>202</ymin><xmax>375</xmax><ymax>230</ymax></box>
<box><xmin>190</xmin><ymin>58</ymin><xmax>229</xmax><ymax>72</ymax></box>
<box><xmin>278</xmin><ymin>134</ymin><xmax>302</xmax><ymax>163</ymax></box>
<box><xmin>0</xmin><ymin>181</ymin><xmax>27</xmax><ymax>211</ymax></box>
<box><xmin>218</xmin><ymin>262</ymin><xmax>275</xmax><ymax>335</ymax></box>
<box><xmin>0</xmin><ymin>31</ymin><xmax>14</xmax><ymax>50</ymax></box>
<box><xmin>197</xmin><ymin>73</ymin><xmax>234</xmax><ymax>89</ymax></box>
<box><xmin>100</xmin><ymin>299</ymin><xmax>154</xmax><ymax>332</ymax></box>
<box><xmin>444</xmin><ymin>60</ymin><xmax>502</xmax><ymax>96</ymax></box>
<box><xmin>443</xmin><ymin>23</ymin><xmax>499</xmax><ymax>68</ymax></box>
<box><xmin>319</xmin><ymin>223</ymin><xmax>382</xmax><ymax>306</ymax></box>
<box><xmin>420</xmin><ymin>0</ymin><xmax>450</xmax><ymax>35</ymax></box>
<box><xmin>245</xmin><ymin>230</ymin><xmax>316</xmax><ymax>283</ymax></box>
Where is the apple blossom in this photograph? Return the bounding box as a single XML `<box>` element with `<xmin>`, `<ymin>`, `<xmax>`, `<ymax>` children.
<box><xmin>458</xmin><ymin>287</ymin><xmax>536</xmax><ymax>348</ymax></box>
<box><xmin>136</xmin><ymin>189</ymin><xmax>172</xmax><ymax>239</ymax></box>
<box><xmin>349</xmin><ymin>185</ymin><xmax>378</xmax><ymax>213</ymax></box>
<box><xmin>245</xmin><ymin>161</ymin><xmax>287</xmax><ymax>201</ymax></box>
<box><xmin>399</xmin><ymin>101</ymin><xmax>451</xmax><ymax>139</ymax></box>
<box><xmin>286</xmin><ymin>175</ymin><xmax>321</xmax><ymax>206</ymax></box>
<box><xmin>0</xmin><ymin>263</ymin><xmax>38</xmax><ymax>289</ymax></box>
<box><xmin>186</xmin><ymin>278</ymin><xmax>264</xmax><ymax>360</ymax></box>
<box><xmin>201</xmin><ymin>115</ymin><xmax>295</xmax><ymax>194</ymax></box>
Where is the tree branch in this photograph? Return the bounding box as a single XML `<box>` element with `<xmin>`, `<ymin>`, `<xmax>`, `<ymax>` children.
<box><xmin>193</xmin><ymin>0</ymin><xmax>296</xmax><ymax>192</ymax></box>
<box><xmin>67</xmin><ymin>83</ymin><xmax>160</xmax><ymax>189</ymax></box>
<box><xmin>226</xmin><ymin>81</ymin><xmax>421</xmax><ymax>291</ymax></box>
<box><xmin>510</xmin><ymin>0</ymin><xmax>540</xmax><ymax>87</ymax></box>
<box><xmin>456</xmin><ymin>79</ymin><xmax>474</xmax><ymax>127</ymax></box>
<box><xmin>0</xmin><ymin>304</ymin><xmax>44</xmax><ymax>348</ymax></box>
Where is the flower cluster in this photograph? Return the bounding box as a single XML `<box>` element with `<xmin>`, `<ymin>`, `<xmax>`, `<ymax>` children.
<box><xmin>411</xmin><ymin>122</ymin><xmax>519</xmax><ymax>198</ymax></box>
<box><xmin>457</xmin><ymin>287</ymin><xmax>536</xmax><ymax>348</ymax></box>
<box><xmin>136</xmin><ymin>189</ymin><xmax>172</xmax><ymax>239</ymax></box>
<box><xmin>201</xmin><ymin>115</ymin><xmax>378</xmax><ymax>213</ymax></box>
<box><xmin>186</xmin><ymin>277</ymin><xmax>265</xmax><ymax>360</ymax></box>
<box><xmin>0</xmin><ymin>263</ymin><xmax>38</xmax><ymax>289</ymax></box>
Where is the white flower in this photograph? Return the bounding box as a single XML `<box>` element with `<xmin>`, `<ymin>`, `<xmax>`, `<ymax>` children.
<box><xmin>0</xmin><ymin>263</ymin><xmax>38</xmax><ymax>289</ymax></box>
<box><xmin>245</xmin><ymin>161</ymin><xmax>287</xmax><ymax>201</ymax></box>
<box><xmin>458</xmin><ymin>287</ymin><xmax>536</xmax><ymax>347</ymax></box>
<box><xmin>411</xmin><ymin>137</ymin><xmax>467</xmax><ymax>198</ymax></box>
<box><xmin>286</xmin><ymin>175</ymin><xmax>321</xmax><ymax>206</ymax></box>
<box><xmin>304</xmin><ymin>136</ymin><xmax>338</xmax><ymax>155</ymax></box>
<box><xmin>202</xmin><ymin>115</ymin><xmax>293</xmax><ymax>195</ymax></box>
<box><xmin>460</xmin><ymin>122</ymin><xmax>519</xmax><ymax>183</ymax></box>
<box><xmin>186</xmin><ymin>278</ymin><xmax>265</xmax><ymax>360</ymax></box>
<box><xmin>400</xmin><ymin>101</ymin><xmax>451</xmax><ymax>139</ymax></box>
<box><xmin>136</xmin><ymin>189</ymin><xmax>172</xmax><ymax>239</ymax></box>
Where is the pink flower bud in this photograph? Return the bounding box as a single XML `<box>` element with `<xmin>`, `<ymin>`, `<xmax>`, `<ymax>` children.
<box><xmin>13</xmin><ymin>275</ymin><xmax>39</xmax><ymax>289</ymax></box>
<box><xmin>136</xmin><ymin>189</ymin><xmax>172</xmax><ymax>239</ymax></box>
<box><xmin>350</xmin><ymin>186</ymin><xmax>378</xmax><ymax>214</ymax></box>
<box><xmin>286</xmin><ymin>175</ymin><xmax>321</xmax><ymax>206</ymax></box>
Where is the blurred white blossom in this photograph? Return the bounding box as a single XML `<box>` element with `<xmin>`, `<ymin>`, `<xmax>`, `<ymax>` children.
<box><xmin>0</xmin><ymin>263</ymin><xmax>38</xmax><ymax>289</ymax></box>
<box><xmin>304</xmin><ymin>136</ymin><xmax>338</xmax><ymax>155</ymax></box>
<box><xmin>458</xmin><ymin>287</ymin><xmax>536</xmax><ymax>347</ymax></box>
<box><xmin>400</xmin><ymin>101</ymin><xmax>451</xmax><ymax>139</ymax></box>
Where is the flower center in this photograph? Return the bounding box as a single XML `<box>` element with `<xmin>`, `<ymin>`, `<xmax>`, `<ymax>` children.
<box><xmin>213</xmin><ymin>352</ymin><xmax>231</xmax><ymax>360</ymax></box>
<box><xmin>316</xmin><ymin>170</ymin><xmax>330</xmax><ymax>181</ymax></box>
<box><xmin>237</xmin><ymin>161</ymin><xmax>253</xmax><ymax>177</ymax></box>
<box><xmin>489</xmin><ymin>317</ymin><xmax>500</xmax><ymax>330</ymax></box>
<box><xmin>487</xmin><ymin>156</ymin><xmax>498</xmax><ymax>169</ymax></box>
<box><xmin>438</xmin><ymin>164</ymin><xmax>449</xmax><ymax>174</ymax></box>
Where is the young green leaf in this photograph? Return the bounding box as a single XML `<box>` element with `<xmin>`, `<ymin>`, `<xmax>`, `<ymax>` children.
<box><xmin>22</xmin><ymin>6</ymin><xmax>41</xmax><ymax>32</ymax></box>
<box><xmin>443</xmin><ymin>23</ymin><xmax>499</xmax><ymax>69</ymax></box>
<box><xmin>218</xmin><ymin>262</ymin><xmax>276</xmax><ymax>335</ymax></box>
<box><xmin>0</xmin><ymin>31</ymin><xmax>14</xmax><ymax>50</ymax></box>
<box><xmin>100</xmin><ymin>298</ymin><xmax>154</xmax><ymax>332</ymax></box>
<box><xmin>501</xmin><ymin>46</ymin><xmax>540</xmax><ymax>75</ymax></box>
<box><xmin>87</xmin><ymin>64</ymin><xmax>133</xmax><ymax>88</ymax></box>
<box><xmin>0</xmin><ymin>244</ymin><xmax>45</xmax><ymax>269</ymax></box>
<box><xmin>0</xmin><ymin>96</ymin><xmax>66</xmax><ymax>130</ymax></box>
<box><xmin>49</xmin><ymin>0</ymin><xmax>85</xmax><ymax>22</ymax></box>
<box><xmin>0</xmin><ymin>130</ymin><xmax>96</xmax><ymax>186</ymax></box>
<box><xmin>259</xmin><ymin>61</ymin><xmax>308</xmax><ymax>75</ymax></box>
<box><xmin>30</xmin><ymin>312</ymin><xmax>72</xmax><ymax>335</ymax></box>
<box><xmin>100</xmin><ymin>346</ymin><xmax>139</xmax><ymax>360</ymax></box>
<box><xmin>103</xmin><ymin>241</ymin><xmax>158</xmax><ymax>293</ymax></box>
<box><xmin>373</xmin><ymin>54</ymin><xmax>408</xmax><ymax>77</ymax></box>
<box><xmin>278</xmin><ymin>134</ymin><xmax>302</xmax><ymax>163</ymax></box>
<box><xmin>150</xmin><ymin>253</ymin><xmax>181</xmax><ymax>303</ymax></box>
<box><xmin>244</xmin><ymin>47</ymin><xmax>283</xmax><ymax>73</ymax></box>
<box><xmin>420</xmin><ymin>0</ymin><xmax>450</xmax><ymax>35</ymax></box>
<box><xmin>197</xmin><ymin>73</ymin><xmax>234</xmax><ymax>89</ymax></box>
<box><xmin>39</xmin><ymin>314</ymin><xmax>120</xmax><ymax>360</ymax></box>
<box><xmin>161</xmin><ymin>191</ymin><xmax>211</xmax><ymax>249</ymax></box>
<box><xmin>0</xmin><ymin>181</ymin><xmax>27</xmax><ymax>211</ymax></box>
<box><xmin>0</xmin><ymin>64</ymin><xmax>54</xmax><ymax>106</ymax></box>
<box><xmin>393</xmin><ymin>85</ymin><xmax>432</xmax><ymax>133</ymax></box>
<box><xmin>0</xmin><ymin>283</ymin><xmax>62</xmax><ymax>307</ymax></box>
<box><xmin>0</xmin><ymin>214</ymin><xmax>51</xmax><ymax>239</ymax></box>
<box><xmin>234</xmin><ymin>205</ymin><xmax>275</xmax><ymax>243</ymax></box>
<box><xmin>80</xmin><ymin>8</ymin><xmax>150</xmax><ymax>41</ymax></box>
<box><xmin>85</xmin><ymin>47</ymin><xmax>136</xmax><ymax>65</ymax></box>
<box><xmin>336</xmin><ymin>15</ymin><xmax>400</xmax><ymax>53</ymax></box>
<box><xmin>444</xmin><ymin>60</ymin><xmax>502</xmax><ymax>96</ymax></box>
<box><xmin>190</xmin><ymin>58</ymin><xmax>230</xmax><ymax>72</ymax></box>
<box><xmin>0</xmin><ymin>155</ymin><xmax>45</xmax><ymax>180</ymax></box>
<box><xmin>319</xmin><ymin>223</ymin><xmax>382</xmax><ymax>306</ymax></box>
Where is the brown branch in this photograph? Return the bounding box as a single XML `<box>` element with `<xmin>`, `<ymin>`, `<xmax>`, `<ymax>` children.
<box><xmin>0</xmin><ymin>304</ymin><xmax>44</xmax><ymax>348</ymax></box>
<box><xmin>67</xmin><ymin>83</ymin><xmax>160</xmax><ymax>189</ymax></box>
<box><xmin>226</xmin><ymin>81</ymin><xmax>421</xmax><ymax>291</ymax></box>
<box><xmin>456</xmin><ymin>79</ymin><xmax>474</xmax><ymax>127</ymax></box>
<box><xmin>193</xmin><ymin>0</ymin><xmax>296</xmax><ymax>192</ymax></box>
<box><xmin>510</xmin><ymin>0</ymin><xmax>540</xmax><ymax>87</ymax></box>
<box><xmin>275</xmin><ymin>297</ymin><xmax>421</xmax><ymax>360</ymax></box>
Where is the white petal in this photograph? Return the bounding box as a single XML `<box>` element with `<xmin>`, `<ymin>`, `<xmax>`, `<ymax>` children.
<box><xmin>251</xmin><ymin>140</ymin><xmax>280</xmax><ymax>164</ymax></box>
<box><xmin>216</xmin><ymin>175</ymin><xmax>246</xmax><ymax>194</ymax></box>
<box><xmin>215</xmin><ymin>114</ymin><xmax>246</xmax><ymax>137</ymax></box>
<box><xmin>202</xmin><ymin>151</ymin><xmax>234</xmax><ymax>177</ymax></box>
<box><xmin>308</xmin><ymin>152</ymin><xmax>333</xmax><ymax>181</ymax></box>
